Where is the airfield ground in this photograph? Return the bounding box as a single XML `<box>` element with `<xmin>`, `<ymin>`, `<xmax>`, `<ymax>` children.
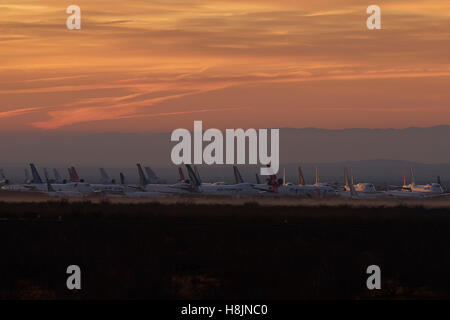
<box><xmin>0</xmin><ymin>197</ymin><xmax>449</xmax><ymax>299</ymax></box>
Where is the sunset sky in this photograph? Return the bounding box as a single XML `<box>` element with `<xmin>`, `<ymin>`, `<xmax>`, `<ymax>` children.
<box><xmin>1</xmin><ymin>0</ymin><xmax>450</xmax><ymax>132</ymax></box>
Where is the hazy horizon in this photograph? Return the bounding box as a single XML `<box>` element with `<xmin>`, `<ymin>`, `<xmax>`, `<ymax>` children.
<box><xmin>1</xmin><ymin>125</ymin><xmax>450</xmax><ymax>185</ymax></box>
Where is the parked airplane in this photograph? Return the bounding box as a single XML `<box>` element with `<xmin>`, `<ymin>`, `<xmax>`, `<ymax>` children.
<box><xmin>403</xmin><ymin>168</ymin><xmax>445</xmax><ymax>194</ymax></box>
<box><xmin>144</xmin><ymin>166</ymin><xmax>167</xmax><ymax>184</ymax></box>
<box><xmin>89</xmin><ymin>168</ymin><xmax>125</xmax><ymax>194</ymax></box>
<box><xmin>192</xmin><ymin>165</ymin><xmax>226</xmax><ymax>186</ymax></box>
<box><xmin>299</xmin><ymin>166</ymin><xmax>337</xmax><ymax>197</ymax></box>
<box><xmin>340</xmin><ymin>168</ymin><xmax>384</xmax><ymax>198</ymax></box>
<box><xmin>383</xmin><ymin>168</ymin><xmax>450</xmax><ymax>198</ymax></box>
<box><xmin>0</xmin><ymin>169</ymin><xmax>9</xmax><ymax>187</ymax></box>
<box><xmin>230</xmin><ymin>166</ymin><xmax>335</xmax><ymax>198</ymax></box>
<box><xmin>44</xmin><ymin>170</ymin><xmax>83</xmax><ymax>198</ymax></box>
<box><xmin>99</xmin><ymin>168</ymin><xmax>115</xmax><ymax>184</ymax></box>
<box><xmin>51</xmin><ymin>166</ymin><xmax>94</xmax><ymax>194</ymax></box>
<box><xmin>135</xmin><ymin>163</ymin><xmax>192</xmax><ymax>194</ymax></box>
<box><xmin>2</xmin><ymin>164</ymin><xmax>47</xmax><ymax>192</ymax></box>
<box><xmin>186</xmin><ymin>165</ymin><xmax>259</xmax><ymax>195</ymax></box>
<box><xmin>53</xmin><ymin>169</ymin><xmax>63</xmax><ymax>184</ymax></box>
<box><xmin>24</xmin><ymin>169</ymin><xmax>32</xmax><ymax>184</ymax></box>
<box><xmin>342</xmin><ymin>168</ymin><xmax>394</xmax><ymax>199</ymax></box>
<box><xmin>2</xmin><ymin>164</ymin><xmax>51</xmax><ymax>192</ymax></box>
<box><xmin>263</xmin><ymin>167</ymin><xmax>336</xmax><ymax>197</ymax></box>
<box><xmin>343</xmin><ymin>168</ymin><xmax>377</xmax><ymax>193</ymax></box>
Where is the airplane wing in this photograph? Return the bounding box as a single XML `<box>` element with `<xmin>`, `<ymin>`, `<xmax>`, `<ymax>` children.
<box><xmin>23</xmin><ymin>184</ymin><xmax>39</xmax><ymax>191</ymax></box>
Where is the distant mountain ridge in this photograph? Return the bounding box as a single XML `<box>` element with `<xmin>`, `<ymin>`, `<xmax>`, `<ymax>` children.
<box><xmin>0</xmin><ymin>125</ymin><xmax>449</xmax><ymax>184</ymax></box>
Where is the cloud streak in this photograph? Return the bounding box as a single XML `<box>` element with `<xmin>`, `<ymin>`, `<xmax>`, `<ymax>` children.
<box><xmin>0</xmin><ymin>107</ymin><xmax>39</xmax><ymax>119</ymax></box>
<box><xmin>1</xmin><ymin>0</ymin><xmax>450</xmax><ymax>131</ymax></box>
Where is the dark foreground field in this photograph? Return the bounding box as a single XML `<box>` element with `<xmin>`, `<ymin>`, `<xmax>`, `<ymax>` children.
<box><xmin>0</xmin><ymin>200</ymin><xmax>449</xmax><ymax>299</ymax></box>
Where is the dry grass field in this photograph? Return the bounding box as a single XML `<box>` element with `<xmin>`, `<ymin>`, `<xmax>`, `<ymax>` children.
<box><xmin>0</xmin><ymin>199</ymin><xmax>449</xmax><ymax>299</ymax></box>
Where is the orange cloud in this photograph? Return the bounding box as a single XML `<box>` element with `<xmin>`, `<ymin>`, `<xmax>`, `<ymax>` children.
<box><xmin>1</xmin><ymin>0</ymin><xmax>450</xmax><ymax>131</ymax></box>
<box><xmin>0</xmin><ymin>107</ymin><xmax>39</xmax><ymax>119</ymax></box>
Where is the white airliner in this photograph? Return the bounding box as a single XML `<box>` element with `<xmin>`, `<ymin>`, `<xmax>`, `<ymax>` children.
<box><xmin>44</xmin><ymin>171</ymin><xmax>83</xmax><ymax>198</ymax></box>
<box><xmin>259</xmin><ymin>167</ymin><xmax>336</xmax><ymax>197</ymax></box>
<box><xmin>340</xmin><ymin>168</ymin><xmax>386</xmax><ymax>199</ymax></box>
<box><xmin>89</xmin><ymin>168</ymin><xmax>125</xmax><ymax>194</ymax></box>
<box><xmin>230</xmin><ymin>165</ymin><xmax>265</xmax><ymax>195</ymax></box>
<box><xmin>2</xmin><ymin>163</ymin><xmax>54</xmax><ymax>193</ymax></box>
<box><xmin>52</xmin><ymin>166</ymin><xmax>94</xmax><ymax>195</ymax></box>
<box><xmin>185</xmin><ymin>165</ymin><xmax>259</xmax><ymax>196</ymax></box>
<box><xmin>300</xmin><ymin>167</ymin><xmax>337</xmax><ymax>197</ymax></box>
<box><xmin>53</xmin><ymin>169</ymin><xmax>63</xmax><ymax>183</ymax></box>
<box><xmin>144</xmin><ymin>166</ymin><xmax>167</xmax><ymax>184</ymax></box>
<box><xmin>403</xmin><ymin>168</ymin><xmax>445</xmax><ymax>194</ymax></box>
<box><xmin>133</xmin><ymin>163</ymin><xmax>192</xmax><ymax>195</ymax></box>
<box><xmin>343</xmin><ymin>168</ymin><xmax>377</xmax><ymax>193</ymax></box>
<box><xmin>249</xmin><ymin>166</ymin><xmax>336</xmax><ymax>198</ymax></box>
<box><xmin>390</xmin><ymin>168</ymin><xmax>449</xmax><ymax>198</ymax></box>
<box><xmin>0</xmin><ymin>169</ymin><xmax>9</xmax><ymax>187</ymax></box>
<box><xmin>1</xmin><ymin>164</ymin><xmax>94</xmax><ymax>195</ymax></box>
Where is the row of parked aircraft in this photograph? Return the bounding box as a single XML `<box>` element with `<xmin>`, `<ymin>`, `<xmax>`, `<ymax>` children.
<box><xmin>0</xmin><ymin>164</ymin><xmax>448</xmax><ymax>199</ymax></box>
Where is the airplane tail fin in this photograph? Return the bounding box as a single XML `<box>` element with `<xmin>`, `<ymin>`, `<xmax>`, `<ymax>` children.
<box><xmin>68</xmin><ymin>168</ymin><xmax>74</xmax><ymax>182</ymax></box>
<box><xmin>237</xmin><ymin>167</ymin><xmax>244</xmax><ymax>184</ymax></box>
<box><xmin>100</xmin><ymin>168</ymin><xmax>110</xmax><ymax>184</ymax></box>
<box><xmin>44</xmin><ymin>169</ymin><xmax>55</xmax><ymax>192</ymax></box>
<box><xmin>265</xmin><ymin>165</ymin><xmax>279</xmax><ymax>192</ymax></box>
<box><xmin>350</xmin><ymin>168</ymin><xmax>354</xmax><ymax>186</ymax></box>
<box><xmin>344</xmin><ymin>168</ymin><xmax>357</xmax><ymax>196</ymax></box>
<box><xmin>315</xmin><ymin>167</ymin><xmax>320</xmax><ymax>184</ymax></box>
<box><xmin>24</xmin><ymin>169</ymin><xmax>31</xmax><ymax>183</ymax></box>
<box><xmin>43</xmin><ymin>168</ymin><xmax>51</xmax><ymax>183</ymax></box>
<box><xmin>145</xmin><ymin>167</ymin><xmax>157</xmax><ymax>184</ymax></box>
<box><xmin>0</xmin><ymin>169</ymin><xmax>9</xmax><ymax>185</ymax></box>
<box><xmin>255</xmin><ymin>173</ymin><xmax>261</xmax><ymax>184</ymax></box>
<box><xmin>349</xmin><ymin>182</ymin><xmax>357</xmax><ymax>197</ymax></box>
<box><xmin>30</xmin><ymin>163</ymin><xmax>43</xmax><ymax>184</ymax></box>
<box><xmin>410</xmin><ymin>168</ymin><xmax>415</xmax><ymax>185</ymax></box>
<box><xmin>178</xmin><ymin>167</ymin><xmax>185</xmax><ymax>183</ymax></box>
<box><xmin>193</xmin><ymin>165</ymin><xmax>202</xmax><ymax>184</ymax></box>
<box><xmin>53</xmin><ymin>169</ymin><xmax>62</xmax><ymax>183</ymax></box>
<box><xmin>136</xmin><ymin>163</ymin><xmax>149</xmax><ymax>186</ymax></box>
<box><xmin>186</xmin><ymin>165</ymin><xmax>201</xmax><ymax>187</ymax></box>
<box><xmin>282</xmin><ymin>168</ymin><xmax>286</xmax><ymax>185</ymax></box>
<box><xmin>71</xmin><ymin>167</ymin><xmax>80</xmax><ymax>182</ymax></box>
<box><xmin>344</xmin><ymin>168</ymin><xmax>349</xmax><ymax>187</ymax></box>
<box><xmin>298</xmin><ymin>167</ymin><xmax>305</xmax><ymax>186</ymax></box>
<box><xmin>120</xmin><ymin>172</ymin><xmax>126</xmax><ymax>185</ymax></box>
<box><xmin>437</xmin><ymin>176</ymin><xmax>442</xmax><ymax>185</ymax></box>
<box><xmin>233</xmin><ymin>166</ymin><xmax>239</xmax><ymax>184</ymax></box>
<box><xmin>403</xmin><ymin>169</ymin><xmax>407</xmax><ymax>186</ymax></box>
<box><xmin>233</xmin><ymin>166</ymin><xmax>244</xmax><ymax>184</ymax></box>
